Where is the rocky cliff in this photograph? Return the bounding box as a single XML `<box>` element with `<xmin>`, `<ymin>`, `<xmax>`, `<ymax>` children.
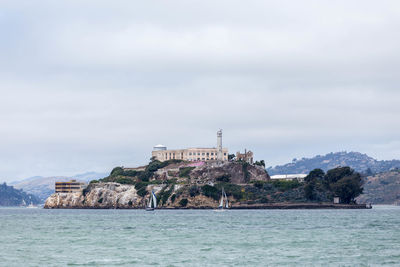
<box><xmin>45</xmin><ymin>160</ymin><xmax>273</xmax><ymax>209</ymax></box>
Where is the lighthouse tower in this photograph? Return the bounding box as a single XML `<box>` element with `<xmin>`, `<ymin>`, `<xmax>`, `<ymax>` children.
<box><xmin>217</xmin><ymin>129</ymin><xmax>223</xmax><ymax>161</ymax></box>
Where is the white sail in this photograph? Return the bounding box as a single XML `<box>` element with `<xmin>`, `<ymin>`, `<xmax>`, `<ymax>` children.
<box><xmin>219</xmin><ymin>189</ymin><xmax>224</xmax><ymax>208</ymax></box>
<box><xmin>147</xmin><ymin>194</ymin><xmax>152</xmax><ymax>208</ymax></box>
<box><xmin>224</xmin><ymin>191</ymin><xmax>229</xmax><ymax>208</ymax></box>
<box><xmin>152</xmin><ymin>192</ymin><xmax>157</xmax><ymax>208</ymax></box>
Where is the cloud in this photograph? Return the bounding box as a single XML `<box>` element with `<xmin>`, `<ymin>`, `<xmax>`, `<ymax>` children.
<box><xmin>0</xmin><ymin>0</ymin><xmax>400</xmax><ymax>180</ymax></box>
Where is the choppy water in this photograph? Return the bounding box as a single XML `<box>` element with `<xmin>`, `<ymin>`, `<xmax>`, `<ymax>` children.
<box><xmin>1</xmin><ymin>206</ymin><xmax>400</xmax><ymax>266</ymax></box>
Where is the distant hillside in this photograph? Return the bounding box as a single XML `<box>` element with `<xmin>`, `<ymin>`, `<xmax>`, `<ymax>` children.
<box><xmin>357</xmin><ymin>171</ymin><xmax>400</xmax><ymax>205</ymax></box>
<box><xmin>267</xmin><ymin>152</ymin><xmax>400</xmax><ymax>175</ymax></box>
<box><xmin>0</xmin><ymin>183</ymin><xmax>41</xmax><ymax>206</ymax></box>
<box><xmin>10</xmin><ymin>172</ymin><xmax>108</xmax><ymax>202</ymax></box>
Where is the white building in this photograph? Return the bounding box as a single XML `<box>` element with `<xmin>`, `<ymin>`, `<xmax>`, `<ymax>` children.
<box><xmin>270</xmin><ymin>174</ymin><xmax>307</xmax><ymax>182</ymax></box>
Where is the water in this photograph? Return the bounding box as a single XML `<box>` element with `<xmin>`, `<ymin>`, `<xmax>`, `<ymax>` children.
<box><xmin>1</xmin><ymin>206</ymin><xmax>400</xmax><ymax>266</ymax></box>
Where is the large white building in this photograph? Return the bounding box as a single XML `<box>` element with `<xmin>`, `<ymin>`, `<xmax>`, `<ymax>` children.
<box><xmin>151</xmin><ymin>130</ymin><xmax>228</xmax><ymax>162</ymax></box>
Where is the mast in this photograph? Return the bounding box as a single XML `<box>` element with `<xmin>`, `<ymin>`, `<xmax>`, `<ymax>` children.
<box><xmin>224</xmin><ymin>190</ymin><xmax>229</xmax><ymax>208</ymax></box>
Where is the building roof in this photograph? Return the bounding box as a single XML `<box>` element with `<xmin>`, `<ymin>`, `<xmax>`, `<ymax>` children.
<box><xmin>154</xmin><ymin>144</ymin><xmax>166</xmax><ymax>148</ymax></box>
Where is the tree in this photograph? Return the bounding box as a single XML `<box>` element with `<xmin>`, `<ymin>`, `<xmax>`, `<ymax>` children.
<box><xmin>325</xmin><ymin>167</ymin><xmax>354</xmax><ymax>185</ymax></box>
<box><xmin>304</xmin><ymin>181</ymin><xmax>316</xmax><ymax>200</ymax></box>
<box><xmin>228</xmin><ymin>154</ymin><xmax>236</xmax><ymax>161</ymax></box>
<box><xmin>331</xmin><ymin>174</ymin><xmax>363</xmax><ymax>204</ymax></box>
<box><xmin>255</xmin><ymin>160</ymin><xmax>266</xmax><ymax>168</ymax></box>
<box><xmin>305</xmin><ymin>168</ymin><xmax>325</xmax><ymax>183</ymax></box>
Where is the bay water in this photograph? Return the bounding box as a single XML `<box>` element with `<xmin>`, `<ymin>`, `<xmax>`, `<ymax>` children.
<box><xmin>1</xmin><ymin>206</ymin><xmax>400</xmax><ymax>266</ymax></box>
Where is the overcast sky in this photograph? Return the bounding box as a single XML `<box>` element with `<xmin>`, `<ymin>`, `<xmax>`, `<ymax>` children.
<box><xmin>1</xmin><ymin>1</ymin><xmax>400</xmax><ymax>181</ymax></box>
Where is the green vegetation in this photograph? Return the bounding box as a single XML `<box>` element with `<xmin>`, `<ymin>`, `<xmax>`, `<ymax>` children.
<box><xmin>254</xmin><ymin>160</ymin><xmax>266</xmax><ymax>168</ymax></box>
<box><xmin>110</xmin><ymin>167</ymin><xmax>124</xmax><ymax>177</ymax></box>
<box><xmin>201</xmin><ymin>185</ymin><xmax>220</xmax><ymax>200</ymax></box>
<box><xmin>157</xmin><ymin>185</ymin><xmax>175</xmax><ymax>205</ymax></box>
<box><xmin>216</xmin><ymin>174</ymin><xmax>231</xmax><ymax>183</ymax></box>
<box><xmin>170</xmin><ymin>194</ymin><xmax>176</xmax><ymax>203</ymax></box>
<box><xmin>303</xmin><ymin>167</ymin><xmax>363</xmax><ymax>203</ymax></box>
<box><xmin>135</xmin><ymin>182</ymin><xmax>148</xmax><ymax>197</ymax></box>
<box><xmin>189</xmin><ymin>185</ymin><xmax>200</xmax><ymax>197</ymax></box>
<box><xmin>271</xmin><ymin>179</ymin><xmax>301</xmax><ymax>191</ymax></box>
<box><xmin>115</xmin><ymin>177</ymin><xmax>136</xmax><ymax>185</ymax></box>
<box><xmin>228</xmin><ymin>154</ymin><xmax>236</xmax><ymax>160</ymax></box>
<box><xmin>179</xmin><ymin>167</ymin><xmax>195</xmax><ymax>178</ymax></box>
<box><xmin>179</xmin><ymin>198</ymin><xmax>188</xmax><ymax>207</ymax></box>
<box><xmin>241</xmin><ymin>162</ymin><xmax>250</xmax><ymax>182</ymax></box>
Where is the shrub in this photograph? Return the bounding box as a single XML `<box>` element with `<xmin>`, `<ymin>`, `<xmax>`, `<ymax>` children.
<box><xmin>135</xmin><ymin>182</ymin><xmax>148</xmax><ymax>197</ymax></box>
<box><xmin>115</xmin><ymin>177</ymin><xmax>135</xmax><ymax>185</ymax></box>
<box><xmin>179</xmin><ymin>198</ymin><xmax>188</xmax><ymax>207</ymax></box>
<box><xmin>253</xmin><ymin>180</ymin><xmax>265</xmax><ymax>189</ymax></box>
<box><xmin>242</xmin><ymin>162</ymin><xmax>250</xmax><ymax>182</ymax></box>
<box><xmin>179</xmin><ymin>167</ymin><xmax>195</xmax><ymax>178</ymax></box>
<box><xmin>98</xmin><ymin>198</ymin><xmax>103</xmax><ymax>203</ymax></box>
<box><xmin>272</xmin><ymin>179</ymin><xmax>301</xmax><ymax>191</ymax></box>
<box><xmin>201</xmin><ymin>185</ymin><xmax>220</xmax><ymax>200</ymax></box>
<box><xmin>158</xmin><ymin>185</ymin><xmax>175</xmax><ymax>205</ymax></box>
<box><xmin>171</xmin><ymin>194</ymin><xmax>176</xmax><ymax>203</ymax></box>
<box><xmin>189</xmin><ymin>185</ymin><xmax>200</xmax><ymax>197</ymax></box>
<box><xmin>89</xmin><ymin>180</ymin><xmax>99</xmax><ymax>184</ymax></box>
<box><xmin>138</xmin><ymin>171</ymin><xmax>152</xmax><ymax>182</ymax></box>
<box><xmin>216</xmin><ymin>174</ymin><xmax>231</xmax><ymax>183</ymax></box>
<box><xmin>110</xmin><ymin>167</ymin><xmax>124</xmax><ymax>177</ymax></box>
<box><xmin>82</xmin><ymin>187</ymin><xmax>90</xmax><ymax>196</ymax></box>
<box><xmin>124</xmin><ymin>170</ymin><xmax>139</xmax><ymax>177</ymax></box>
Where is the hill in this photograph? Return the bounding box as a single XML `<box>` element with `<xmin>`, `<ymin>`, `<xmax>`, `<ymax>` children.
<box><xmin>10</xmin><ymin>172</ymin><xmax>108</xmax><ymax>202</ymax></box>
<box><xmin>267</xmin><ymin>152</ymin><xmax>400</xmax><ymax>175</ymax></box>
<box><xmin>0</xmin><ymin>183</ymin><xmax>41</xmax><ymax>206</ymax></box>
<box><xmin>357</xmin><ymin>170</ymin><xmax>400</xmax><ymax>205</ymax></box>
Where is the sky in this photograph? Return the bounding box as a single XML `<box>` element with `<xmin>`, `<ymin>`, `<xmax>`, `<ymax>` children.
<box><xmin>1</xmin><ymin>0</ymin><xmax>400</xmax><ymax>181</ymax></box>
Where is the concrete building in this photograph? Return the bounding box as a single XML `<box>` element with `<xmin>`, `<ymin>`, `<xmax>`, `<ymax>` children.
<box><xmin>151</xmin><ymin>130</ymin><xmax>228</xmax><ymax>162</ymax></box>
<box><xmin>55</xmin><ymin>180</ymin><xmax>86</xmax><ymax>193</ymax></box>
<box><xmin>236</xmin><ymin>149</ymin><xmax>254</xmax><ymax>164</ymax></box>
<box><xmin>270</xmin><ymin>174</ymin><xmax>307</xmax><ymax>182</ymax></box>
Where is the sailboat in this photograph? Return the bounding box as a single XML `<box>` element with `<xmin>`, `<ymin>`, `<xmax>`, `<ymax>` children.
<box><xmin>26</xmin><ymin>202</ymin><xmax>38</xmax><ymax>209</ymax></box>
<box><xmin>215</xmin><ymin>188</ymin><xmax>229</xmax><ymax>211</ymax></box>
<box><xmin>145</xmin><ymin>191</ymin><xmax>157</xmax><ymax>211</ymax></box>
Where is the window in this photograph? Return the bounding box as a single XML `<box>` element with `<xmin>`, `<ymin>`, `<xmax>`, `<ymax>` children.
<box><xmin>198</xmin><ymin>152</ymin><xmax>200</xmax><ymax>155</ymax></box>
<box><xmin>189</xmin><ymin>152</ymin><xmax>192</xmax><ymax>156</ymax></box>
<box><xmin>206</xmin><ymin>153</ymin><xmax>209</xmax><ymax>156</ymax></box>
<box><xmin>202</xmin><ymin>158</ymin><xmax>205</xmax><ymax>160</ymax></box>
<box><xmin>224</xmin><ymin>153</ymin><xmax>226</xmax><ymax>156</ymax></box>
<box><xmin>202</xmin><ymin>153</ymin><xmax>205</xmax><ymax>156</ymax></box>
<box><xmin>211</xmin><ymin>152</ymin><xmax>214</xmax><ymax>155</ymax></box>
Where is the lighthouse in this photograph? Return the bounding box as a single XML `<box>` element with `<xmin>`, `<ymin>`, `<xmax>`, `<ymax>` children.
<box><xmin>217</xmin><ymin>129</ymin><xmax>223</xmax><ymax>161</ymax></box>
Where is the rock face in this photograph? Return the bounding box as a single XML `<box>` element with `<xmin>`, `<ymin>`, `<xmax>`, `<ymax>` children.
<box><xmin>45</xmin><ymin>183</ymin><xmax>141</xmax><ymax>209</ymax></box>
<box><xmin>45</xmin><ymin>161</ymin><xmax>270</xmax><ymax>209</ymax></box>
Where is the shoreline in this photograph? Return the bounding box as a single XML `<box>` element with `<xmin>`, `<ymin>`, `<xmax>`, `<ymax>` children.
<box><xmin>44</xmin><ymin>203</ymin><xmax>372</xmax><ymax>210</ymax></box>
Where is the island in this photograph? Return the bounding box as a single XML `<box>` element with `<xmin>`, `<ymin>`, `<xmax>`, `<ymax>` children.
<box><xmin>44</xmin><ymin>159</ymin><xmax>369</xmax><ymax>209</ymax></box>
